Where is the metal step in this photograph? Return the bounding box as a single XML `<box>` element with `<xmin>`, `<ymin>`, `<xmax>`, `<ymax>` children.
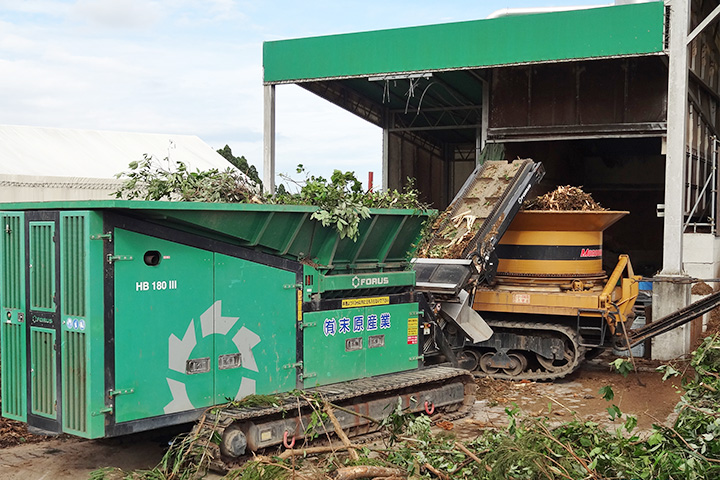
<box><xmin>577</xmin><ymin>309</ymin><xmax>607</xmax><ymax>347</ymax></box>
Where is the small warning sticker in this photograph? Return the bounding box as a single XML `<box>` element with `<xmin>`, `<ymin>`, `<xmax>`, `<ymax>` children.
<box><xmin>407</xmin><ymin>317</ymin><xmax>418</xmax><ymax>336</ymax></box>
<box><xmin>512</xmin><ymin>293</ymin><xmax>531</xmax><ymax>304</ymax></box>
<box><xmin>407</xmin><ymin>335</ymin><xmax>418</xmax><ymax>345</ymax></box>
<box><xmin>342</xmin><ymin>296</ymin><xmax>390</xmax><ymax>308</ymax></box>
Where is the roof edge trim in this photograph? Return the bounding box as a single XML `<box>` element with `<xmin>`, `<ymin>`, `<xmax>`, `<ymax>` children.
<box><xmin>263</xmin><ymin>2</ymin><xmax>665</xmax><ymax>84</ymax></box>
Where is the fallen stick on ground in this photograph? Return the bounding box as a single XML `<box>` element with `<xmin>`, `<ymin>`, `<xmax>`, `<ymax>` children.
<box><xmin>454</xmin><ymin>441</ymin><xmax>486</xmax><ymax>467</ymax></box>
<box><xmin>324</xmin><ymin>401</ymin><xmax>360</xmax><ymax>461</ymax></box>
<box><xmin>334</xmin><ymin>465</ymin><xmax>406</xmax><ymax>480</ymax></box>
<box><xmin>278</xmin><ymin>443</ymin><xmax>362</xmax><ymax>460</ymax></box>
<box><xmin>424</xmin><ymin>462</ymin><xmax>450</xmax><ymax>480</ymax></box>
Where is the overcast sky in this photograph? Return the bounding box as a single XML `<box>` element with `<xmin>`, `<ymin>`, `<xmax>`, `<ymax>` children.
<box><xmin>1</xmin><ymin>0</ymin><xmax>611</xmax><ymax>188</ymax></box>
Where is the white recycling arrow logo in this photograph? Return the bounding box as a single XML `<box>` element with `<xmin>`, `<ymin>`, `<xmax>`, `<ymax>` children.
<box><xmin>163</xmin><ymin>300</ymin><xmax>260</xmax><ymax>414</ymax></box>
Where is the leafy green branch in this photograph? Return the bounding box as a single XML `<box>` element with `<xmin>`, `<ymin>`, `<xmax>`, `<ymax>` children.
<box><xmin>114</xmin><ymin>154</ymin><xmax>261</xmax><ymax>203</ymax></box>
<box><xmin>114</xmin><ymin>157</ymin><xmax>428</xmax><ymax>242</ymax></box>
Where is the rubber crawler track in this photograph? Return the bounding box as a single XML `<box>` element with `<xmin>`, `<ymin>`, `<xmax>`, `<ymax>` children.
<box><xmin>471</xmin><ymin>320</ymin><xmax>587</xmax><ymax>381</ymax></box>
<box><xmin>196</xmin><ymin>365</ymin><xmax>476</xmax><ymax>472</ymax></box>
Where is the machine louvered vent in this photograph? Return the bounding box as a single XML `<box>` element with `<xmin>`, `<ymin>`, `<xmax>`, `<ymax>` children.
<box><xmin>62</xmin><ymin>216</ymin><xmax>86</xmax><ymax>317</ymax></box>
<box><xmin>31</xmin><ymin>329</ymin><xmax>56</xmax><ymax>418</ymax></box>
<box><xmin>1</xmin><ymin>214</ymin><xmax>22</xmax><ymax>309</ymax></box>
<box><xmin>1</xmin><ymin>323</ymin><xmax>24</xmax><ymax>418</ymax></box>
<box><xmin>30</xmin><ymin>223</ymin><xmax>55</xmax><ymax>311</ymax></box>
<box><xmin>63</xmin><ymin>331</ymin><xmax>87</xmax><ymax>433</ymax></box>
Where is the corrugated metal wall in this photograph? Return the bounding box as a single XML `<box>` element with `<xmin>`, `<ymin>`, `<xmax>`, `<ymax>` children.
<box><xmin>0</xmin><ymin>174</ymin><xmax>123</xmax><ymax>202</ymax></box>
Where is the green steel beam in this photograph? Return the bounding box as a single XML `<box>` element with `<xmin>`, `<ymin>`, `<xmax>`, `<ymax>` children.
<box><xmin>263</xmin><ymin>2</ymin><xmax>665</xmax><ymax>84</ymax></box>
<box><xmin>317</xmin><ymin>271</ymin><xmax>415</xmax><ymax>293</ymax></box>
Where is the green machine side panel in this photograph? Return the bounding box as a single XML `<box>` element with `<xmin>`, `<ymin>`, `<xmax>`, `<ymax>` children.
<box><xmin>302</xmin><ymin>302</ymin><xmax>419</xmax><ymax>387</ymax></box>
<box><xmin>1</xmin><ymin>212</ymin><xmax>27</xmax><ymax>421</ymax></box>
<box><xmin>28</xmin><ymin>221</ymin><xmax>58</xmax><ymax>421</ymax></box>
<box><xmin>113</xmin><ymin>229</ymin><xmax>214</xmax><ymax>423</ymax></box>
<box><xmin>213</xmin><ymin>254</ymin><xmax>297</xmax><ymax>404</ymax></box>
<box><xmin>304</xmin><ymin>306</ymin><xmax>366</xmax><ymax>385</ymax></box>
<box><xmin>29</xmin><ymin>221</ymin><xmax>56</xmax><ymax>313</ymax></box>
<box><xmin>59</xmin><ymin>211</ymin><xmax>105</xmax><ymax>438</ymax></box>
<box><xmin>112</xmin><ymin>231</ymin><xmax>298</xmax><ymax>424</ymax></box>
<box><xmin>29</xmin><ymin>326</ymin><xmax>56</xmax><ymax>418</ymax></box>
<box><xmin>364</xmin><ymin>304</ymin><xmax>419</xmax><ymax>378</ymax></box>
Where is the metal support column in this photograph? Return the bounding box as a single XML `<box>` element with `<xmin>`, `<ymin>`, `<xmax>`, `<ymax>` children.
<box><xmin>478</xmin><ymin>77</ymin><xmax>489</xmax><ymax>165</ymax></box>
<box><xmin>662</xmin><ymin>0</ymin><xmax>690</xmax><ymax>275</ymax></box>
<box><xmin>654</xmin><ymin>0</ymin><xmax>693</xmax><ymax>361</ymax></box>
<box><xmin>382</xmin><ymin>128</ymin><xmax>390</xmax><ymax>191</ymax></box>
<box><xmin>263</xmin><ymin>84</ymin><xmax>276</xmax><ymax>194</ymax></box>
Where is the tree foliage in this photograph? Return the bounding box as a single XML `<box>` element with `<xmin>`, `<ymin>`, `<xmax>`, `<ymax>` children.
<box><xmin>113</xmin><ymin>154</ymin><xmax>260</xmax><ymax>203</ymax></box>
<box><xmin>216</xmin><ymin>145</ymin><xmax>262</xmax><ymax>189</ymax></box>
<box><xmin>114</xmin><ymin>157</ymin><xmax>428</xmax><ymax>241</ymax></box>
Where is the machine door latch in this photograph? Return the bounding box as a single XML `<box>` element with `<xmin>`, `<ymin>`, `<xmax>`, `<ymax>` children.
<box><xmin>109</xmin><ymin>388</ymin><xmax>135</xmax><ymax>397</ymax></box>
<box><xmin>107</xmin><ymin>254</ymin><xmax>133</xmax><ymax>264</ymax></box>
<box><xmin>409</xmin><ymin>355</ymin><xmax>424</xmax><ymax>362</ymax></box>
<box><xmin>300</xmin><ymin>371</ymin><xmax>317</xmax><ymax>380</ymax></box>
<box><xmin>283</xmin><ymin>361</ymin><xmax>303</xmax><ymax>370</ymax></box>
<box><xmin>284</xmin><ymin>283</ymin><xmax>302</xmax><ymax>289</ymax></box>
<box><xmin>300</xmin><ymin>321</ymin><xmax>316</xmax><ymax>329</ymax></box>
<box><xmin>92</xmin><ymin>406</ymin><xmax>113</xmax><ymax>416</ymax></box>
<box><xmin>91</xmin><ymin>232</ymin><xmax>113</xmax><ymax>242</ymax></box>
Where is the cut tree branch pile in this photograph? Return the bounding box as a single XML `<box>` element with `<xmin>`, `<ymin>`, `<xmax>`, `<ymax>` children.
<box><xmin>417</xmin><ymin>182</ymin><xmax>606</xmax><ymax>260</ymax></box>
<box><xmin>523</xmin><ymin>185</ymin><xmax>606</xmax><ymax>211</ymax></box>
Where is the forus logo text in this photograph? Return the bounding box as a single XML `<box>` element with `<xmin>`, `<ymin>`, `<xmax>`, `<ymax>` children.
<box><xmin>351</xmin><ymin>275</ymin><xmax>390</xmax><ymax>288</ymax></box>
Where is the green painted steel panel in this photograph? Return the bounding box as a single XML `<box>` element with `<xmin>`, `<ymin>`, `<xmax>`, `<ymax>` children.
<box><xmin>302</xmin><ymin>302</ymin><xmax>418</xmax><ymax>387</ymax></box>
<box><xmin>1</xmin><ymin>212</ymin><xmax>27</xmax><ymax>421</ymax></box>
<box><xmin>1</xmin><ymin>323</ymin><xmax>26</xmax><ymax>420</ymax></box>
<box><xmin>1</xmin><ymin>213</ymin><xmax>24</xmax><ymax>310</ymax></box>
<box><xmin>59</xmin><ymin>213</ymin><xmax>88</xmax><ymax>434</ymax></box>
<box><xmin>84</xmin><ymin>211</ymin><xmax>107</xmax><ymax>438</ymax></box>
<box><xmin>61</xmin><ymin>215</ymin><xmax>86</xmax><ymax>317</ymax></box>
<box><xmin>0</xmin><ymin>200</ymin><xmax>431</xmax><ymax>272</ymax></box>
<box><xmin>113</xmin><ymin>229</ymin><xmax>215</xmax><ymax>423</ymax></box>
<box><xmin>213</xmin><ymin>254</ymin><xmax>297</xmax><ymax>404</ymax></box>
<box><xmin>316</xmin><ymin>271</ymin><xmax>415</xmax><ymax>293</ymax></box>
<box><xmin>364</xmin><ymin>303</ymin><xmax>420</xmax><ymax>378</ymax></box>
<box><xmin>30</xmin><ymin>327</ymin><xmax>57</xmax><ymax>419</ymax></box>
<box><xmin>263</xmin><ymin>2</ymin><xmax>665</xmax><ymax>83</ymax></box>
<box><xmin>62</xmin><ymin>330</ymin><xmax>87</xmax><ymax>433</ymax></box>
<box><xmin>112</xmin><ymin>229</ymin><xmax>299</xmax><ymax>423</ymax></box>
<box><xmin>303</xmin><ymin>307</ymin><xmax>366</xmax><ymax>386</ymax></box>
<box><xmin>58</xmin><ymin>211</ymin><xmax>106</xmax><ymax>438</ymax></box>
<box><xmin>29</xmin><ymin>222</ymin><xmax>56</xmax><ymax>312</ymax></box>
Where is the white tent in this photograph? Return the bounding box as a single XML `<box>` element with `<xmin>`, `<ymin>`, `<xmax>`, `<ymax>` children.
<box><xmin>0</xmin><ymin>125</ymin><xmax>232</xmax><ymax>202</ymax></box>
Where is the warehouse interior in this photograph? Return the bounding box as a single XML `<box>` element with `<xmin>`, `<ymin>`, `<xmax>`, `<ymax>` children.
<box><xmin>262</xmin><ymin>0</ymin><xmax>720</xmax><ymax>357</ymax></box>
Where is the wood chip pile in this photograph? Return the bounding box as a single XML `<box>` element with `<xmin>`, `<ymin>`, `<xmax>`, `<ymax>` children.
<box><xmin>523</xmin><ymin>185</ymin><xmax>606</xmax><ymax>211</ymax></box>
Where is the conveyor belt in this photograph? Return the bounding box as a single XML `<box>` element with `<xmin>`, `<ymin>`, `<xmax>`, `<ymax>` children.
<box><xmin>416</xmin><ymin>159</ymin><xmax>544</xmax><ymax>285</ymax></box>
<box><xmin>616</xmin><ymin>289</ymin><xmax>720</xmax><ymax>350</ymax></box>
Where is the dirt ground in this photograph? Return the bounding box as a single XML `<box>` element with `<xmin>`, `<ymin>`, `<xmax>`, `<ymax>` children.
<box><xmin>0</xmin><ymin>426</ymin><xmax>179</xmax><ymax>480</ymax></box>
<box><xmin>465</xmin><ymin>353</ymin><xmax>685</xmax><ymax>436</ymax></box>
<box><xmin>0</xmin><ymin>354</ymin><xmax>687</xmax><ymax>480</ymax></box>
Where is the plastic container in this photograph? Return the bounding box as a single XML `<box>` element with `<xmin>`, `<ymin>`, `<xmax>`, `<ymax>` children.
<box><xmin>613</xmin><ymin>315</ymin><xmax>646</xmax><ymax>358</ymax></box>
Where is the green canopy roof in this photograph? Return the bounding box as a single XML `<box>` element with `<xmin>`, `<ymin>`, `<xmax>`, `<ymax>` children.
<box><xmin>263</xmin><ymin>2</ymin><xmax>665</xmax><ymax>84</ymax></box>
